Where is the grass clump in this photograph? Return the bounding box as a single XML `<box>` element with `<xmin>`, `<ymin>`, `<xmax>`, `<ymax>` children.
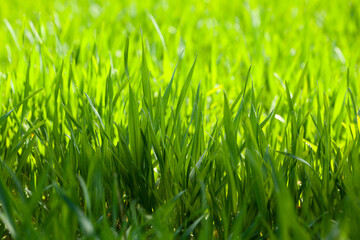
<box><xmin>1</xmin><ymin>0</ymin><xmax>360</xmax><ymax>239</ymax></box>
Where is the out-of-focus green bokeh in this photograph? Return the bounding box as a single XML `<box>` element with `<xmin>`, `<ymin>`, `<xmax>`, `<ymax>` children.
<box><xmin>1</xmin><ymin>0</ymin><xmax>359</xmax><ymax>103</ymax></box>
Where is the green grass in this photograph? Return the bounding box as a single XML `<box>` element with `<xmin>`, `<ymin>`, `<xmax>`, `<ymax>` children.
<box><xmin>1</xmin><ymin>0</ymin><xmax>360</xmax><ymax>239</ymax></box>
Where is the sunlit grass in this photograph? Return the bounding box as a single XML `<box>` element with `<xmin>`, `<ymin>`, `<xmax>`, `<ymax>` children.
<box><xmin>1</xmin><ymin>0</ymin><xmax>360</xmax><ymax>239</ymax></box>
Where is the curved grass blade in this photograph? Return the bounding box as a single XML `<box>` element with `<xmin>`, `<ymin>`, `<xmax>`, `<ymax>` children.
<box><xmin>124</xmin><ymin>37</ymin><xmax>130</xmax><ymax>79</ymax></box>
<box><xmin>0</xmin><ymin>88</ymin><xmax>43</xmax><ymax>125</ymax></box>
<box><xmin>175</xmin><ymin>54</ymin><xmax>197</xmax><ymax>119</ymax></box>
<box><xmin>276</xmin><ymin>151</ymin><xmax>312</xmax><ymax>168</ymax></box>
<box><xmin>163</xmin><ymin>49</ymin><xmax>184</xmax><ymax>110</ymax></box>
<box><xmin>84</xmin><ymin>92</ymin><xmax>105</xmax><ymax>129</ymax></box>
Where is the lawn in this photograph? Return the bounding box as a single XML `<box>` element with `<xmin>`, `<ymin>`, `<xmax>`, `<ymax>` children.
<box><xmin>1</xmin><ymin>0</ymin><xmax>360</xmax><ymax>239</ymax></box>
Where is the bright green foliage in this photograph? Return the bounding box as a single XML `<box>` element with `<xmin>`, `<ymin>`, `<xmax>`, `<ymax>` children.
<box><xmin>1</xmin><ymin>0</ymin><xmax>360</xmax><ymax>239</ymax></box>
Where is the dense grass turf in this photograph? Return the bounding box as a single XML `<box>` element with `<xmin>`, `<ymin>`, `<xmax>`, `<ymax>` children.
<box><xmin>1</xmin><ymin>0</ymin><xmax>360</xmax><ymax>239</ymax></box>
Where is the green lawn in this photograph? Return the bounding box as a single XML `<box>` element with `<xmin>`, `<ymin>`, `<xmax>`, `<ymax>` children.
<box><xmin>1</xmin><ymin>0</ymin><xmax>360</xmax><ymax>239</ymax></box>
